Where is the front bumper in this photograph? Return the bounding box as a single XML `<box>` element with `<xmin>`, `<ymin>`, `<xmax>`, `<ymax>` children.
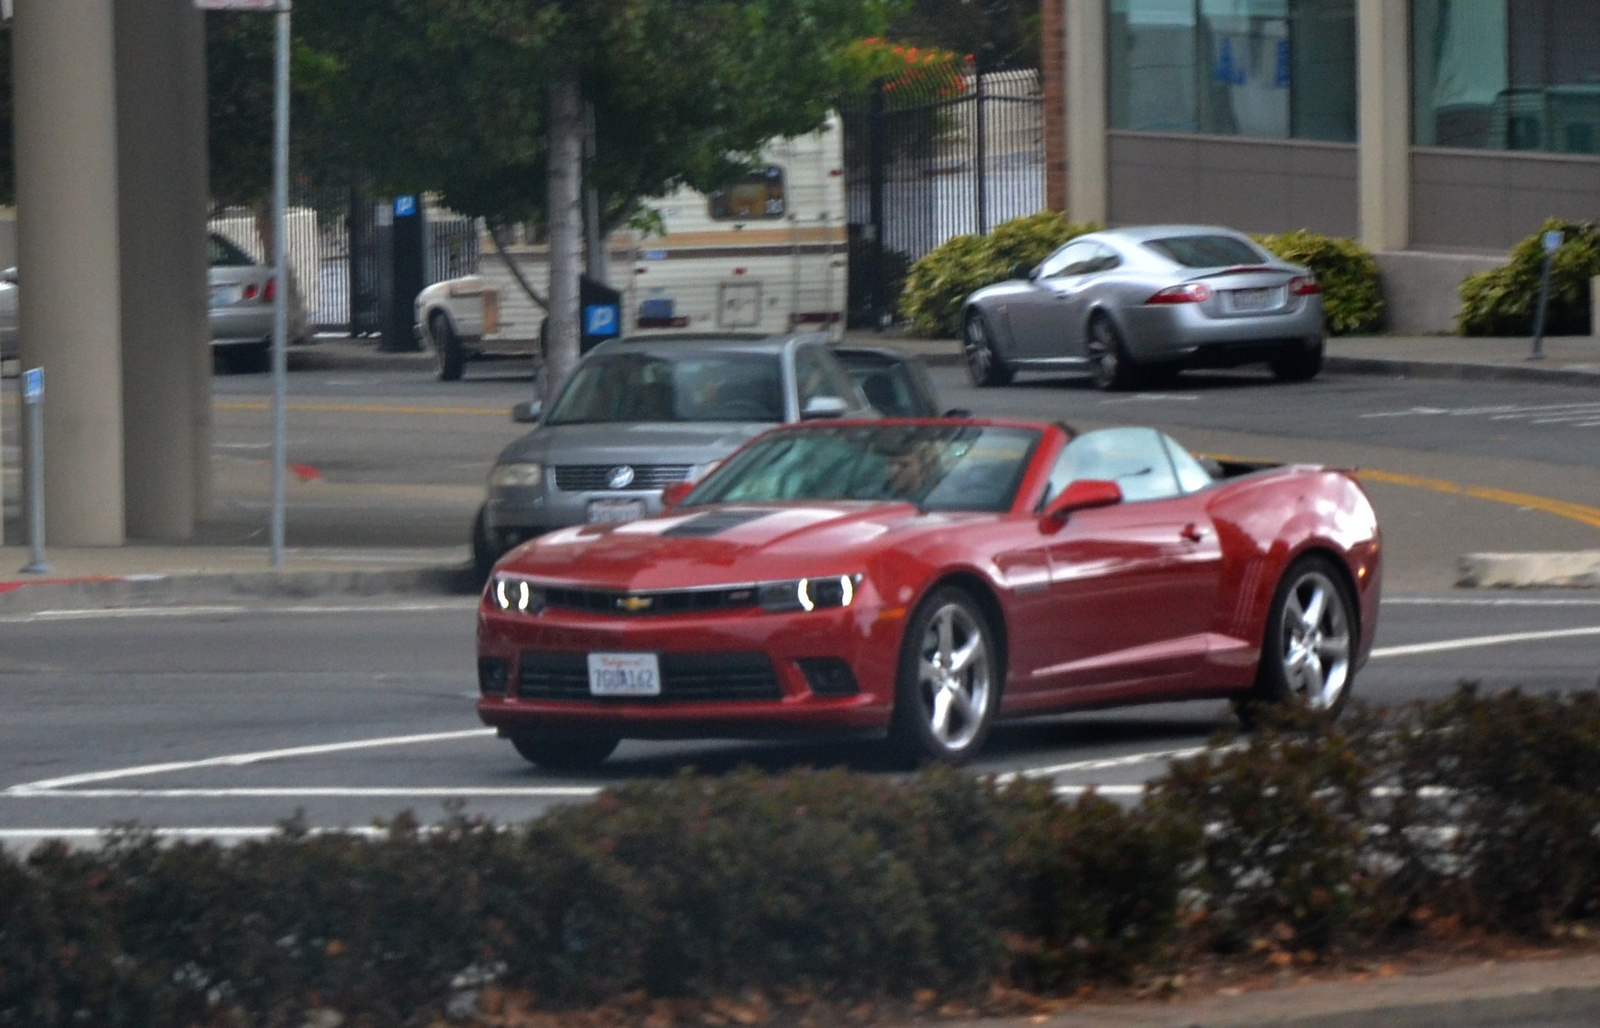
<box><xmin>475</xmin><ymin>594</ymin><xmax>902</xmax><ymax>740</ymax></box>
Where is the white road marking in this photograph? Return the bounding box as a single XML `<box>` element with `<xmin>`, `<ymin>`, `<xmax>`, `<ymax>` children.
<box><xmin>1370</xmin><ymin>625</ymin><xmax>1600</xmax><ymax>658</ymax></box>
<box><xmin>6</xmin><ymin>787</ymin><xmax>601</xmax><ymax>799</ymax></box>
<box><xmin>1383</xmin><ymin>596</ymin><xmax>1600</xmax><ymax>607</ymax></box>
<box><xmin>0</xmin><ymin>600</ymin><xmax>475</xmax><ymax>625</ymax></box>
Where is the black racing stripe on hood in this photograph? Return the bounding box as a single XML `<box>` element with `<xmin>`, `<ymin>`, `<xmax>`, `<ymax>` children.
<box><xmin>661</xmin><ymin>509</ymin><xmax>773</xmax><ymax>538</ymax></box>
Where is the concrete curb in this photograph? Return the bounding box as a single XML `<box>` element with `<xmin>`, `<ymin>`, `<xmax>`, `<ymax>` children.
<box><xmin>1457</xmin><ymin>551</ymin><xmax>1600</xmax><ymax>589</ymax></box>
<box><xmin>1324</xmin><ymin>354</ymin><xmax>1600</xmax><ymax>388</ymax></box>
<box><xmin>0</xmin><ymin>563</ymin><xmax>479</xmax><ymax>614</ymax></box>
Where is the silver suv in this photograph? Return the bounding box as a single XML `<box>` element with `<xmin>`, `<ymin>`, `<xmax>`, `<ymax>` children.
<box><xmin>472</xmin><ymin>332</ymin><xmax>877</xmax><ymax>576</ymax></box>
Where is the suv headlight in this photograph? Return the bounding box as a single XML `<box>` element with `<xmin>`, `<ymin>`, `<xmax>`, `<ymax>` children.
<box><xmin>489</xmin><ymin>462</ymin><xmax>543</xmax><ymax>488</ymax></box>
<box><xmin>757</xmin><ymin>574</ymin><xmax>861</xmax><ymax>613</ymax></box>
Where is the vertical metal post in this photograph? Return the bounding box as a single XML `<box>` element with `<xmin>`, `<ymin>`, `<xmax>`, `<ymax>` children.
<box><xmin>269</xmin><ymin>3</ymin><xmax>290</xmax><ymax>566</ymax></box>
<box><xmin>1530</xmin><ymin>228</ymin><xmax>1562</xmax><ymax>361</ymax></box>
<box><xmin>19</xmin><ymin>367</ymin><xmax>48</xmax><ymax>575</ymax></box>
<box><xmin>867</xmin><ymin>80</ymin><xmax>887</xmax><ymax>327</ymax></box>
<box><xmin>974</xmin><ymin>70</ymin><xmax>988</xmax><ymax>236</ymax></box>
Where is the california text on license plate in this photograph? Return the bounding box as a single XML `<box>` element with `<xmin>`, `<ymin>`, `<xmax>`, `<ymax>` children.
<box><xmin>587</xmin><ymin>498</ymin><xmax>646</xmax><ymax>524</ymax></box>
<box><xmin>1231</xmin><ymin>287</ymin><xmax>1273</xmax><ymax>310</ymax></box>
<box><xmin>587</xmin><ymin>652</ymin><xmax>661</xmax><ymax>696</ymax></box>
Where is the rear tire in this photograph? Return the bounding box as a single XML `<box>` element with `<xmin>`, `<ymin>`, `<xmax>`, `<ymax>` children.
<box><xmin>886</xmin><ymin>587</ymin><xmax>1000</xmax><ymax>766</ymax></box>
<box><xmin>471</xmin><ymin>504</ymin><xmax>500</xmax><ymax>583</ymax></box>
<box><xmin>509</xmin><ymin>732</ymin><xmax>619</xmax><ymax>770</ymax></box>
<box><xmin>1270</xmin><ymin>340</ymin><xmax>1324</xmax><ymax>382</ymax></box>
<box><xmin>431</xmin><ymin>312</ymin><xmax>465</xmax><ymax>381</ymax></box>
<box><xmin>1088</xmin><ymin>315</ymin><xmax>1142</xmax><ymax>391</ymax></box>
<box><xmin>1234</xmin><ymin>554</ymin><xmax>1357</xmax><ymax>727</ymax></box>
<box><xmin>963</xmin><ymin>310</ymin><xmax>1014</xmax><ymax>387</ymax></box>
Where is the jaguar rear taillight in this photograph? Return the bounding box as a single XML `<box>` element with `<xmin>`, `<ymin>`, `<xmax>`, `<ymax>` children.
<box><xmin>263</xmin><ymin>277</ymin><xmax>276</xmax><ymax>303</ymax></box>
<box><xmin>1289</xmin><ymin>274</ymin><xmax>1320</xmax><ymax>295</ymax></box>
<box><xmin>1146</xmin><ymin>282</ymin><xmax>1212</xmax><ymax>305</ymax></box>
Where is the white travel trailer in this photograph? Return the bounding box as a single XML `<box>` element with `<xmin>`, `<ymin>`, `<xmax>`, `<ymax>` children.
<box><xmin>414</xmin><ymin>117</ymin><xmax>848</xmax><ymax>380</ymax></box>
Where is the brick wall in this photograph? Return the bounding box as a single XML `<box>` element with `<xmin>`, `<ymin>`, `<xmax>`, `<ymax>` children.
<box><xmin>1040</xmin><ymin>0</ymin><xmax>1066</xmax><ymax>213</ymax></box>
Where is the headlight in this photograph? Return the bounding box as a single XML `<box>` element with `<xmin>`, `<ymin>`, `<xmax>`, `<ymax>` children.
<box><xmin>489</xmin><ymin>574</ymin><xmax>545</xmax><ymax>614</ymax></box>
<box><xmin>489</xmin><ymin>462</ymin><xmax>543</xmax><ymax>488</ymax></box>
<box><xmin>757</xmin><ymin>574</ymin><xmax>861</xmax><ymax>613</ymax></box>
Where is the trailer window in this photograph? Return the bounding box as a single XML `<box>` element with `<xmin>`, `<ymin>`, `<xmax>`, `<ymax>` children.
<box><xmin>709</xmin><ymin>166</ymin><xmax>786</xmax><ymax>220</ymax></box>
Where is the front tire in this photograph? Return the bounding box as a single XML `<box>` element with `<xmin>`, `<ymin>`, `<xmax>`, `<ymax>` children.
<box><xmin>963</xmin><ymin>310</ymin><xmax>1014</xmax><ymax>387</ymax></box>
<box><xmin>1088</xmin><ymin>315</ymin><xmax>1142</xmax><ymax>391</ymax></box>
<box><xmin>431</xmin><ymin>312</ymin><xmax>465</xmax><ymax>381</ymax></box>
<box><xmin>471</xmin><ymin>504</ymin><xmax>500</xmax><ymax>584</ymax></box>
<box><xmin>509</xmin><ymin>732</ymin><xmax>619</xmax><ymax>770</ymax></box>
<box><xmin>1270</xmin><ymin>340</ymin><xmax>1324</xmax><ymax>382</ymax></box>
<box><xmin>887</xmin><ymin>587</ymin><xmax>1000</xmax><ymax>766</ymax></box>
<box><xmin>1237</xmin><ymin>555</ymin><xmax>1357</xmax><ymax>725</ymax></box>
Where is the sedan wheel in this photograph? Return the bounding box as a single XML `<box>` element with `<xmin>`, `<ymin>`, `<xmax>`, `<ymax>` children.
<box><xmin>889</xmin><ymin>587</ymin><xmax>999</xmax><ymax>765</ymax></box>
<box><xmin>509</xmin><ymin>732</ymin><xmax>620</xmax><ymax>771</ymax></box>
<box><xmin>963</xmin><ymin>311</ymin><xmax>1014</xmax><ymax>387</ymax></box>
<box><xmin>1088</xmin><ymin>316</ymin><xmax>1141</xmax><ymax>391</ymax></box>
<box><xmin>1270</xmin><ymin>341</ymin><xmax>1324</xmax><ymax>382</ymax></box>
<box><xmin>431</xmin><ymin>312</ymin><xmax>465</xmax><ymax>382</ymax></box>
<box><xmin>1241</xmin><ymin>556</ymin><xmax>1356</xmax><ymax>723</ymax></box>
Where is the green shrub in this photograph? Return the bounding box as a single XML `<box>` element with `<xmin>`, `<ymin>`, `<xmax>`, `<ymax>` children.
<box><xmin>898</xmin><ymin>212</ymin><xmax>1099</xmax><ymax>338</ymax></box>
<box><xmin>1456</xmin><ymin>219</ymin><xmax>1600</xmax><ymax>336</ymax></box>
<box><xmin>1253</xmin><ymin>230</ymin><xmax>1385</xmax><ymax>336</ymax></box>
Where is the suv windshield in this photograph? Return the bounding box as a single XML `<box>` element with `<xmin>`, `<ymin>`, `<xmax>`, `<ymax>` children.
<box><xmin>1145</xmin><ymin>234</ymin><xmax>1268</xmax><ymax>269</ymax></box>
<box><xmin>687</xmin><ymin>423</ymin><xmax>1039</xmax><ymax>512</ymax></box>
<box><xmin>545</xmin><ymin>352</ymin><xmax>785</xmax><ymax>425</ymax></box>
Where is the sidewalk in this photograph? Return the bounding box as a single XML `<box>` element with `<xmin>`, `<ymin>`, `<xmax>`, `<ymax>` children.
<box><xmin>2</xmin><ymin>330</ymin><xmax>1598</xmax><ymax>615</ymax></box>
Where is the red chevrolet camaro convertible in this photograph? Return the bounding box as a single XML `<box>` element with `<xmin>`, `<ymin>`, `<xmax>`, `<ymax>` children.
<box><xmin>476</xmin><ymin>419</ymin><xmax>1381</xmax><ymax>769</ymax></box>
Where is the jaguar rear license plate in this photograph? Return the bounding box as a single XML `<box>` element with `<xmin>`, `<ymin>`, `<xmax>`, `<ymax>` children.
<box><xmin>1230</xmin><ymin>287</ymin><xmax>1274</xmax><ymax>311</ymax></box>
<box><xmin>587</xmin><ymin>498</ymin><xmax>646</xmax><ymax>524</ymax></box>
<box><xmin>587</xmin><ymin>652</ymin><xmax>661</xmax><ymax>696</ymax></box>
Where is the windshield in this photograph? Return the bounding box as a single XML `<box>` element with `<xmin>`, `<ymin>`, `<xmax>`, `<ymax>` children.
<box><xmin>1145</xmin><ymin>234</ymin><xmax>1270</xmax><ymax>269</ymax></box>
<box><xmin>686</xmin><ymin>423</ymin><xmax>1039</xmax><ymax>512</ymax></box>
<box><xmin>545</xmin><ymin>352</ymin><xmax>785</xmax><ymax>425</ymax></box>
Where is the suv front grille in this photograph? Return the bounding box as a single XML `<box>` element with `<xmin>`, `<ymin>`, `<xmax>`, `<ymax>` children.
<box><xmin>517</xmin><ymin>651</ymin><xmax>782</xmax><ymax>702</ymax></box>
<box><xmin>554</xmin><ymin>464</ymin><xmax>692</xmax><ymax>491</ymax></box>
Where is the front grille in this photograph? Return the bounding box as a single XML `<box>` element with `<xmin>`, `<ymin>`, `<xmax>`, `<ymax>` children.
<box><xmin>517</xmin><ymin>651</ymin><xmax>782</xmax><ymax>702</ymax></box>
<box><xmin>543</xmin><ymin>584</ymin><xmax>760</xmax><ymax>616</ymax></box>
<box><xmin>554</xmin><ymin>464</ymin><xmax>692</xmax><ymax>491</ymax></box>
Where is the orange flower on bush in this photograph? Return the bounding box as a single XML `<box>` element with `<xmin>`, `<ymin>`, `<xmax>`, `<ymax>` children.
<box><xmin>841</xmin><ymin>37</ymin><xmax>969</xmax><ymax>100</ymax></box>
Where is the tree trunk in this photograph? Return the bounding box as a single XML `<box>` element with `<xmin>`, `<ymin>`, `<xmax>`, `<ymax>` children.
<box><xmin>544</xmin><ymin>61</ymin><xmax>584</xmax><ymax>403</ymax></box>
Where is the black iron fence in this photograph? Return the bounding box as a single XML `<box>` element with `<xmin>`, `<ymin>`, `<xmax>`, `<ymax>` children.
<box><xmin>840</xmin><ymin>68</ymin><xmax>1045</xmax><ymax>328</ymax></box>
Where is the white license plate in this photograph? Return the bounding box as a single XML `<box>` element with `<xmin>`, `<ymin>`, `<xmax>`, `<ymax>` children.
<box><xmin>209</xmin><ymin>283</ymin><xmax>240</xmax><ymax>306</ymax></box>
<box><xmin>1230</xmin><ymin>287</ymin><xmax>1274</xmax><ymax>311</ymax></box>
<box><xmin>587</xmin><ymin>498</ymin><xmax>646</xmax><ymax>524</ymax></box>
<box><xmin>587</xmin><ymin>651</ymin><xmax>661</xmax><ymax>696</ymax></box>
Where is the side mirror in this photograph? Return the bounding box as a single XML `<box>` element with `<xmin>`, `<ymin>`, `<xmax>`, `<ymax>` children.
<box><xmin>1043</xmin><ymin>479</ymin><xmax>1122</xmax><ymax>522</ymax></box>
<box><xmin>941</xmin><ymin>407</ymin><xmax>972</xmax><ymax>418</ymax></box>
<box><xmin>511</xmin><ymin>400</ymin><xmax>543</xmax><ymax>424</ymax></box>
<box><xmin>660</xmin><ymin>481</ymin><xmax>695</xmax><ymax>509</ymax></box>
<box><xmin>800</xmin><ymin>395</ymin><xmax>849</xmax><ymax>420</ymax></box>
<box><xmin>1010</xmin><ymin>262</ymin><xmax>1034</xmax><ymax>280</ymax></box>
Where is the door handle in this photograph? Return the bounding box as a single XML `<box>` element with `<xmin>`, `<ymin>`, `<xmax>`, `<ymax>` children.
<box><xmin>1180</xmin><ymin>523</ymin><xmax>1205</xmax><ymax>543</ymax></box>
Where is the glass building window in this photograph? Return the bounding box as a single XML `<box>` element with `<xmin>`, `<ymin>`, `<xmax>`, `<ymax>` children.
<box><xmin>1414</xmin><ymin>0</ymin><xmax>1600</xmax><ymax>154</ymax></box>
<box><xmin>1108</xmin><ymin>0</ymin><xmax>1356</xmax><ymax>142</ymax></box>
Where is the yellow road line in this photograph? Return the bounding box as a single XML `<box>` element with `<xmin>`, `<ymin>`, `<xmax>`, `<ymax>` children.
<box><xmin>1202</xmin><ymin>453</ymin><xmax>1600</xmax><ymax>530</ymax></box>
<box><xmin>216</xmin><ymin>400</ymin><xmax>507</xmax><ymax>417</ymax></box>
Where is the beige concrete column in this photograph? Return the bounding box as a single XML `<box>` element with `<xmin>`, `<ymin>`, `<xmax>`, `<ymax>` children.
<box><xmin>1063</xmin><ymin>0</ymin><xmax>1108</xmax><ymax>224</ymax></box>
<box><xmin>115</xmin><ymin>0</ymin><xmax>209</xmax><ymax>539</ymax></box>
<box><xmin>1358</xmin><ymin>0</ymin><xmax>1410</xmax><ymax>251</ymax></box>
<box><xmin>14</xmin><ymin>0</ymin><xmax>126</xmax><ymax>545</ymax></box>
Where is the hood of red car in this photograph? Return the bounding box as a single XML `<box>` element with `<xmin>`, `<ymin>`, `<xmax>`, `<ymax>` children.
<box><xmin>499</xmin><ymin>503</ymin><xmax>949</xmax><ymax>588</ymax></box>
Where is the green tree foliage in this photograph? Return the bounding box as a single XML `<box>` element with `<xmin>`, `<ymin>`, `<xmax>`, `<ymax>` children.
<box><xmin>1252</xmin><ymin>229</ymin><xmax>1385</xmax><ymax>336</ymax></box>
<box><xmin>887</xmin><ymin>0</ymin><xmax>1039</xmax><ymax>71</ymax></box>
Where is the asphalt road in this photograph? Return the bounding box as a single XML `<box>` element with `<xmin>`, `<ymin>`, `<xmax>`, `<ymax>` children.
<box><xmin>1</xmin><ymin>359</ymin><xmax>1598</xmax><ymax>845</ymax></box>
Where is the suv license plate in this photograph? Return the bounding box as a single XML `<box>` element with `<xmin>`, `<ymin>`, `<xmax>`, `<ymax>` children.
<box><xmin>588</xmin><ymin>652</ymin><xmax>661</xmax><ymax>696</ymax></box>
<box><xmin>587</xmin><ymin>498</ymin><xmax>646</xmax><ymax>523</ymax></box>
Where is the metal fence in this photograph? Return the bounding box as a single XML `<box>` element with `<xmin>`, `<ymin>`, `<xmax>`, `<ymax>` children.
<box><xmin>208</xmin><ymin>188</ymin><xmax>479</xmax><ymax>336</ymax></box>
<box><xmin>840</xmin><ymin>68</ymin><xmax>1045</xmax><ymax>328</ymax></box>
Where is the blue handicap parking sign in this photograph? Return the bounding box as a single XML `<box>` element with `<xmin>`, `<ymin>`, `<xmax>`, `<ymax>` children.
<box><xmin>584</xmin><ymin>303</ymin><xmax>620</xmax><ymax>337</ymax></box>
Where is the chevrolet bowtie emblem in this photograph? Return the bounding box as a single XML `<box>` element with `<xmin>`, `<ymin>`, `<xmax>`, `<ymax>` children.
<box><xmin>617</xmin><ymin>595</ymin><xmax>654</xmax><ymax>613</ymax></box>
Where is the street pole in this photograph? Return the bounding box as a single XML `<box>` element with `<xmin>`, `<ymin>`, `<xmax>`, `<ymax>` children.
<box><xmin>19</xmin><ymin>367</ymin><xmax>48</xmax><ymax>575</ymax></box>
<box><xmin>269</xmin><ymin>1</ymin><xmax>290</xmax><ymax>566</ymax></box>
<box><xmin>1530</xmin><ymin>228</ymin><xmax>1562</xmax><ymax>362</ymax></box>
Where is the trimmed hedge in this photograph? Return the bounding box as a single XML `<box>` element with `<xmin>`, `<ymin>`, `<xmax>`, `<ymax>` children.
<box><xmin>1252</xmin><ymin>230</ymin><xmax>1385</xmax><ymax>336</ymax></box>
<box><xmin>7</xmin><ymin>687</ymin><xmax>1600</xmax><ymax>1026</ymax></box>
<box><xmin>896</xmin><ymin>214</ymin><xmax>1383</xmax><ymax>339</ymax></box>
<box><xmin>1457</xmin><ymin>218</ymin><xmax>1600</xmax><ymax>336</ymax></box>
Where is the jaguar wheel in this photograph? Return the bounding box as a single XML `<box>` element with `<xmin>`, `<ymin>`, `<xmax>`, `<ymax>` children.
<box><xmin>509</xmin><ymin>732</ymin><xmax>620</xmax><ymax>770</ymax></box>
<box><xmin>431</xmin><ymin>312</ymin><xmax>465</xmax><ymax>382</ymax></box>
<box><xmin>1087</xmin><ymin>315</ymin><xmax>1142</xmax><ymax>391</ymax></box>
<box><xmin>963</xmin><ymin>311</ymin><xmax>1014</xmax><ymax>387</ymax></box>
<box><xmin>1270</xmin><ymin>341</ymin><xmax>1324</xmax><ymax>382</ymax></box>
<box><xmin>1237</xmin><ymin>555</ymin><xmax>1357</xmax><ymax>726</ymax></box>
<box><xmin>887</xmin><ymin>587</ymin><xmax>1000</xmax><ymax>765</ymax></box>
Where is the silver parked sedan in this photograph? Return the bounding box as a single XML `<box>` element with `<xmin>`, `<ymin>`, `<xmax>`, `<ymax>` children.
<box><xmin>961</xmin><ymin>224</ymin><xmax>1325</xmax><ymax>390</ymax></box>
<box><xmin>472</xmin><ymin>332</ymin><xmax>877</xmax><ymax>577</ymax></box>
